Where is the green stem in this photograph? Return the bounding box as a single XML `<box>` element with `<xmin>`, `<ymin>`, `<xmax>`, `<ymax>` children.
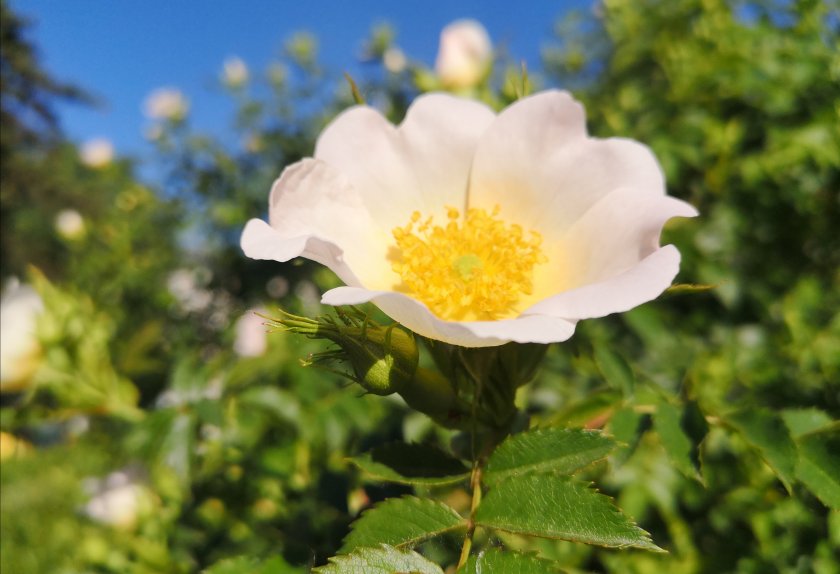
<box><xmin>457</xmin><ymin>462</ymin><xmax>483</xmax><ymax>569</ymax></box>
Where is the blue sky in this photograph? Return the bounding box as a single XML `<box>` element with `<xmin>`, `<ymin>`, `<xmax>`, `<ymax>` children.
<box><xmin>12</xmin><ymin>1</ymin><xmax>588</xmax><ymax>158</ymax></box>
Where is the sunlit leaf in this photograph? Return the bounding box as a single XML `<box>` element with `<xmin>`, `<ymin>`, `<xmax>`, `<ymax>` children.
<box><xmin>484</xmin><ymin>428</ymin><xmax>615</xmax><ymax>485</ymax></box>
<box><xmin>474</xmin><ymin>475</ymin><xmax>662</xmax><ymax>551</ymax></box>
<box><xmin>796</xmin><ymin>426</ymin><xmax>840</xmax><ymax>509</ymax></box>
<box><xmin>458</xmin><ymin>547</ymin><xmax>563</xmax><ymax>573</ymax></box>
<box><xmin>727</xmin><ymin>408</ymin><xmax>796</xmax><ymax>492</ymax></box>
<box><xmin>782</xmin><ymin>408</ymin><xmax>833</xmax><ymax>438</ymax></box>
<box><xmin>340</xmin><ymin>496</ymin><xmax>465</xmax><ymax>553</ymax></box>
<box><xmin>314</xmin><ymin>545</ymin><xmax>443</xmax><ymax>574</ymax></box>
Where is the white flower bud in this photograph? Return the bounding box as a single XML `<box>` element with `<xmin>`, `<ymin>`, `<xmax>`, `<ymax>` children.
<box><xmin>435</xmin><ymin>19</ymin><xmax>492</xmax><ymax>89</ymax></box>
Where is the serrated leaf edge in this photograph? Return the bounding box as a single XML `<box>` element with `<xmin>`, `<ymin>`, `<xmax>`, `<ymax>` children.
<box><xmin>313</xmin><ymin>544</ymin><xmax>443</xmax><ymax>574</ymax></box>
<box><xmin>340</xmin><ymin>495</ymin><xmax>467</xmax><ymax>553</ymax></box>
<box><xmin>484</xmin><ymin>428</ymin><xmax>615</xmax><ymax>484</ymax></box>
<box><xmin>475</xmin><ymin>477</ymin><xmax>664</xmax><ymax>553</ymax></box>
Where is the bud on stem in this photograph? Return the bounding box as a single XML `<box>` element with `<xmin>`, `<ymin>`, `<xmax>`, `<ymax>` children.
<box><xmin>267</xmin><ymin>308</ymin><xmax>417</xmax><ymax>396</ymax></box>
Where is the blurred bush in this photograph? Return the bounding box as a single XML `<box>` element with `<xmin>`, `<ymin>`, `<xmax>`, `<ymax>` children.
<box><xmin>1</xmin><ymin>0</ymin><xmax>838</xmax><ymax>572</ymax></box>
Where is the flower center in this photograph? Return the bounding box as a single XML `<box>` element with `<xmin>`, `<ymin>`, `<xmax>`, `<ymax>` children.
<box><xmin>390</xmin><ymin>206</ymin><xmax>546</xmax><ymax>321</ymax></box>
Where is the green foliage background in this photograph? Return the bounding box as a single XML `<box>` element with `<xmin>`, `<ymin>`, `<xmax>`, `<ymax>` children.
<box><xmin>1</xmin><ymin>0</ymin><xmax>838</xmax><ymax>572</ymax></box>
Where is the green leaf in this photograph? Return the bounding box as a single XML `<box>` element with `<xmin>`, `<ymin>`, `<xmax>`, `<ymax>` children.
<box><xmin>458</xmin><ymin>548</ymin><xmax>563</xmax><ymax>573</ymax></box>
<box><xmin>782</xmin><ymin>408</ymin><xmax>833</xmax><ymax>438</ymax></box>
<box><xmin>350</xmin><ymin>443</ymin><xmax>469</xmax><ymax>486</ymax></box>
<box><xmin>795</xmin><ymin>426</ymin><xmax>840</xmax><ymax>509</ymax></box>
<box><xmin>474</xmin><ymin>475</ymin><xmax>662</xmax><ymax>551</ymax></box>
<box><xmin>653</xmin><ymin>401</ymin><xmax>704</xmax><ymax>483</ymax></box>
<box><xmin>202</xmin><ymin>556</ymin><xmax>259</xmax><ymax>574</ymax></box>
<box><xmin>593</xmin><ymin>346</ymin><xmax>635</xmax><ymax>396</ymax></box>
<box><xmin>315</xmin><ymin>545</ymin><xmax>443</xmax><ymax>574</ymax></box>
<box><xmin>239</xmin><ymin>387</ymin><xmax>302</xmax><ymax>426</ymax></box>
<box><xmin>203</xmin><ymin>556</ymin><xmax>303</xmax><ymax>574</ymax></box>
<box><xmin>663</xmin><ymin>283</ymin><xmax>717</xmax><ymax>296</ymax></box>
<box><xmin>547</xmin><ymin>390</ymin><xmax>621</xmax><ymax>427</ymax></box>
<box><xmin>609</xmin><ymin>407</ymin><xmax>643</xmax><ymax>462</ymax></box>
<box><xmin>484</xmin><ymin>428</ymin><xmax>615</xmax><ymax>485</ymax></box>
<box><xmin>727</xmin><ymin>408</ymin><xmax>797</xmax><ymax>492</ymax></box>
<box><xmin>341</xmin><ymin>496</ymin><xmax>465</xmax><ymax>553</ymax></box>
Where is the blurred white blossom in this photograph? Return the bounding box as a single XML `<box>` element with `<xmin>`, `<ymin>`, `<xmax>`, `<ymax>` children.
<box><xmin>167</xmin><ymin>268</ymin><xmax>212</xmax><ymax>313</ymax></box>
<box><xmin>383</xmin><ymin>47</ymin><xmax>407</xmax><ymax>73</ymax></box>
<box><xmin>0</xmin><ymin>281</ymin><xmax>43</xmax><ymax>392</ymax></box>
<box><xmin>435</xmin><ymin>19</ymin><xmax>492</xmax><ymax>89</ymax></box>
<box><xmin>144</xmin><ymin>88</ymin><xmax>189</xmax><ymax>120</ymax></box>
<box><xmin>82</xmin><ymin>469</ymin><xmax>150</xmax><ymax>529</ymax></box>
<box><xmin>222</xmin><ymin>56</ymin><xmax>249</xmax><ymax>88</ymax></box>
<box><xmin>79</xmin><ymin>138</ymin><xmax>114</xmax><ymax>167</ymax></box>
<box><xmin>54</xmin><ymin>209</ymin><xmax>86</xmax><ymax>240</ymax></box>
<box><xmin>234</xmin><ymin>309</ymin><xmax>268</xmax><ymax>357</ymax></box>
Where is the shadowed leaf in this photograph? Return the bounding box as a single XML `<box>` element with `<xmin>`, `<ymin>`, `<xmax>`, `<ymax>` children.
<box><xmin>350</xmin><ymin>443</ymin><xmax>470</xmax><ymax>486</ymax></box>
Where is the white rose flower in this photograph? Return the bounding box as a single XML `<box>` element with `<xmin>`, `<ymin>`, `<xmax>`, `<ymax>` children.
<box><xmin>54</xmin><ymin>209</ymin><xmax>86</xmax><ymax>240</ymax></box>
<box><xmin>0</xmin><ymin>281</ymin><xmax>44</xmax><ymax>391</ymax></box>
<box><xmin>144</xmin><ymin>88</ymin><xmax>189</xmax><ymax>120</ymax></box>
<box><xmin>241</xmin><ymin>91</ymin><xmax>698</xmax><ymax>347</ymax></box>
<box><xmin>435</xmin><ymin>19</ymin><xmax>492</xmax><ymax>89</ymax></box>
<box><xmin>222</xmin><ymin>56</ymin><xmax>249</xmax><ymax>88</ymax></box>
<box><xmin>82</xmin><ymin>470</ymin><xmax>149</xmax><ymax>529</ymax></box>
<box><xmin>79</xmin><ymin>138</ymin><xmax>114</xmax><ymax>168</ymax></box>
<box><xmin>233</xmin><ymin>309</ymin><xmax>268</xmax><ymax>357</ymax></box>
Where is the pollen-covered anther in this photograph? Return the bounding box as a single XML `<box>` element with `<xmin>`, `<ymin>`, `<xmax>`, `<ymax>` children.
<box><xmin>390</xmin><ymin>206</ymin><xmax>547</xmax><ymax>321</ymax></box>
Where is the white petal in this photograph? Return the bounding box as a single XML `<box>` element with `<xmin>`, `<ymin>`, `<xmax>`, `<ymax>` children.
<box><xmin>469</xmin><ymin>91</ymin><xmax>666</xmax><ymax>241</ymax></box>
<box><xmin>562</xmin><ymin>191</ymin><xmax>697</xmax><ymax>286</ymax></box>
<box><xmin>315</xmin><ymin>93</ymin><xmax>496</xmax><ymax>230</ymax></box>
<box><xmin>322</xmin><ymin>287</ymin><xmax>576</xmax><ymax>347</ymax></box>
<box><xmin>526</xmin><ymin>189</ymin><xmax>698</xmax><ymax>304</ymax></box>
<box><xmin>523</xmin><ymin>245</ymin><xmax>683</xmax><ymax>320</ymax></box>
<box><xmin>268</xmin><ymin>159</ymin><xmax>394</xmax><ymax>287</ymax></box>
<box><xmin>241</xmin><ymin>218</ymin><xmax>362</xmax><ymax>287</ymax></box>
<box><xmin>243</xmin><ymin>158</ymin><xmax>394</xmax><ymax>289</ymax></box>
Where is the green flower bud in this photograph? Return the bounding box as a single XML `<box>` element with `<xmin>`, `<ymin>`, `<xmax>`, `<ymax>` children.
<box><xmin>398</xmin><ymin>367</ymin><xmax>457</xmax><ymax>421</ymax></box>
<box><xmin>267</xmin><ymin>308</ymin><xmax>418</xmax><ymax>395</ymax></box>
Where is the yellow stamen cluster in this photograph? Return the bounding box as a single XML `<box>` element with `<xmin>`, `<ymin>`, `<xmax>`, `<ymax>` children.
<box><xmin>391</xmin><ymin>206</ymin><xmax>546</xmax><ymax>321</ymax></box>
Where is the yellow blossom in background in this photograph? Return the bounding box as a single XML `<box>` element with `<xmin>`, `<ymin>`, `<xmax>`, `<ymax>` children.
<box><xmin>242</xmin><ymin>91</ymin><xmax>697</xmax><ymax>347</ymax></box>
<box><xmin>0</xmin><ymin>431</ymin><xmax>31</xmax><ymax>460</ymax></box>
